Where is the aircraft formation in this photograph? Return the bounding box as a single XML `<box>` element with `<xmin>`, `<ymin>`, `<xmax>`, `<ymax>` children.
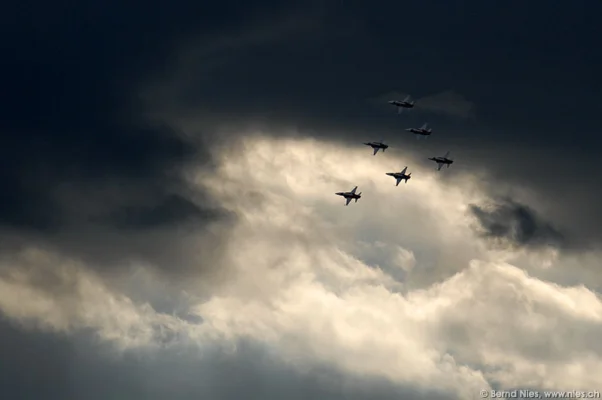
<box><xmin>337</xmin><ymin>95</ymin><xmax>454</xmax><ymax>206</ymax></box>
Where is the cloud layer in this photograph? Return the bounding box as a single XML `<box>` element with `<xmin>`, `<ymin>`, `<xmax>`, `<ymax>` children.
<box><xmin>2</xmin><ymin>1</ymin><xmax>601</xmax><ymax>398</ymax></box>
<box><xmin>2</xmin><ymin>135</ymin><xmax>601</xmax><ymax>399</ymax></box>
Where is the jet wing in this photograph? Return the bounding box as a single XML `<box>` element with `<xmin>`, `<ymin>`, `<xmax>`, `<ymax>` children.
<box><xmin>443</xmin><ymin>151</ymin><xmax>450</xmax><ymax>158</ymax></box>
<box><xmin>395</xmin><ymin>177</ymin><xmax>402</xmax><ymax>186</ymax></box>
<box><xmin>373</xmin><ymin>147</ymin><xmax>379</xmax><ymax>155</ymax></box>
<box><xmin>350</xmin><ymin>186</ymin><xmax>358</xmax><ymax>194</ymax></box>
<box><xmin>437</xmin><ymin>162</ymin><xmax>444</xmax><ymax>171</ymax></box>
<box><xmin>345</xmin><ymin>197</ymin><xmax>352</xmax><ymax>206</ymax></box>
<box><xmin>421</xmin><ymin>123</ymin><xmax>428</xmax><ymax>130</ymax></box>
<box><xmin>400</xmin><ymin>166</ymin><xmax>407</xmax><ymax>175</ymax></box>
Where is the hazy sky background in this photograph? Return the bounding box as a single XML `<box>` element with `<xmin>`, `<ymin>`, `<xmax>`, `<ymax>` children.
<box><xmin>1</xmin><ymin>1</ymin><xmax>601</xmax><ymax>399</ymax></box>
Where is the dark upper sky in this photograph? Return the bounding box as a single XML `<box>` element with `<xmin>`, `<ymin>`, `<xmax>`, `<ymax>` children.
<box><xmin>2</xmin><ymin>0</ymin><xmax>601</xmax><ymax>242</ymax></box>
<box><xmin>0</xmin><ymin>0</ymin><xmax>600</xmax><ymax>398</ymax></box>
<box><xmin>153</xmin><ymin>0</ymin><xmax>602</xmax><ymax>250</ymax></box>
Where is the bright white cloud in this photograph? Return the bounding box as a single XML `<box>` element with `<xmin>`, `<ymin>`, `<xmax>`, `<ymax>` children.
<box><xmin>192</xmin><ymin>135</ymin><xmax>602</xmax><ymax>395</ymax></box>
<box><xmin>0</xmin><ymin>248</ymin><xmax>195</xmax><ymax>349</ymax></box>
<box><xmin>1</xmin><ymin>135</ymin><xmax>601</xmax><ymax>399</ymax></box>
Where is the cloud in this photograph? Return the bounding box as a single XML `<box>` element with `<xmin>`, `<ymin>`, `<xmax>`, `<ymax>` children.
<box><xmin>190</xmin><ymin>136</ymin><xmax>602</xmax><ymax>394</ymax></box>
<box><xmin>0</xmin><ymin>0</ymin><xmax>335</xmax><ymax>278</ymax></box>
<box><xmin>3</xmin><ymin>2</ymin><xmax>602</xmax><ymax>398</ymax></box>
<box><xmin>2</xmin><ymin>135</ymin><xmax>600</xmax><ymax>399</ymax></box>
<box><xmin>0</xmin><ymin>248</ymin><xmax>189</xmax><ymax>347</ymax></box>
<box><xmin>142</xmin><ymin>2</ymin><xmax>602</xmax><ymax>252</ymax></box>
<box><xmin>0</xmin><ymin>1</ymin><xmax>303</xmax><ymax>277</ymax></box>
<box><xmin>469</xmin><ymin>197</ymin><xmax>566</xmax><ymax>250</ymax></box>
<box><xmin>0</xmin><ymin>318</ymin><xmax>454</xmax><ymax>400</ymax></box>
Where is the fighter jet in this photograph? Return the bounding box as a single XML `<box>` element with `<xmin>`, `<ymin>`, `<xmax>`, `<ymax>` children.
<box><xmin>389</xmin><ymin>95</ymin><xmax>415</xmax><ymax>114</ymax></box>
<box><xmin>428</xmin><ymin>151</ymin><xmax>454</xmax><ymax>171</ymax></box>
<box><xmin>335</xmin><ymin>186</ymin><xmax>362</xmax><ymax>206</ymax></box>
<box><xmin>406</xmin><ymin>123</ymin><xmax>432</xmax><ymax>138</ymax></box>
<box><xmin>363</xmin><ymin>139</ymin><xmax>389</xmax><ymax>155</ymax></box>
<box><xmin>386</xmin><ymin>166</ymin><xmax>412</xmax><ymax>186</ymax></box>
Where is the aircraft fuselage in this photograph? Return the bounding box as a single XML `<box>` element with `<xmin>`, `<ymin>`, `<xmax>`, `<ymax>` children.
<box><xmin>407</xmin><ymin>128</ymin><xmax>431</xmax><ymax>135</ymax></box>
<box><xmin>336</xmin><ymin>192</ymin><xmax>361</xmax><ymax>199</ymax></box>
<box><xmin>386</xmin><ymin>172</ymin><xmax>411</xmax><ymax>180</ymax></box>
<box><xmin>364</xmin><ymin>142</ymin><xmax>388</xmax><ymax>149</ymax></box>
<box><xmin>429</xmin><ymin>157</ymin><xmax>453</xmax><ymax>165</ymax></box>
<box><xmin>389</xmin><ymin>100</ymin><xmax>414</xmax><ymax>109</ymax></box>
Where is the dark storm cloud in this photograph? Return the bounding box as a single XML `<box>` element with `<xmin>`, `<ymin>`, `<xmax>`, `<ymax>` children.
<box><xmin>0</xmin><ymin>3</ymin><xmax>202</xmax><ymax>234</ymax></box>
<box><xmin>156</xmin><ymin>0</ymin><xmax>602</xmax><ymax>248</ymax></box>
<box><xmin>0</xmin><ymin>0</ymin><xmax>318</xmax><ymax>268</ymax></box>
<box><xmin>2</xmin><ymin>0</ymin><xmax>601</xmax><ymax>398</ymax></box>
<box><xmin>469</xmin><ymin>198</ymin><xmax>566</xmax><ymax>250</ymax></box>
<box><xmin>0</xmin><ymin>320</ymin><xmax>452</xmax><ymax>400</ymax></box>
<box><xmin>107</xmin><ymin>194</ymin><xmax>217</xmax><ymax>231</ymax></box>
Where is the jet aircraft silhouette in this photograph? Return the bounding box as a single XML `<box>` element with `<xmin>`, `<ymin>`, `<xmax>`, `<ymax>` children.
<box><xmin>386</xmin><ymin>166</ymin><xmax>412</xmax><ymax>186</ymax></box>
<box><xmin>335</xmin><ymin>186</ymin><xmax>362</xmax><ymax>206</ymax></box>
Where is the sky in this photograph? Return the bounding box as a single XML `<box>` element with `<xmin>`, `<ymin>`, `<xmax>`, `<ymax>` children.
<box><xmin>1</xmin><ymin>1</ymin><xmax>601</xmax><ymax>399</ymax></box>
